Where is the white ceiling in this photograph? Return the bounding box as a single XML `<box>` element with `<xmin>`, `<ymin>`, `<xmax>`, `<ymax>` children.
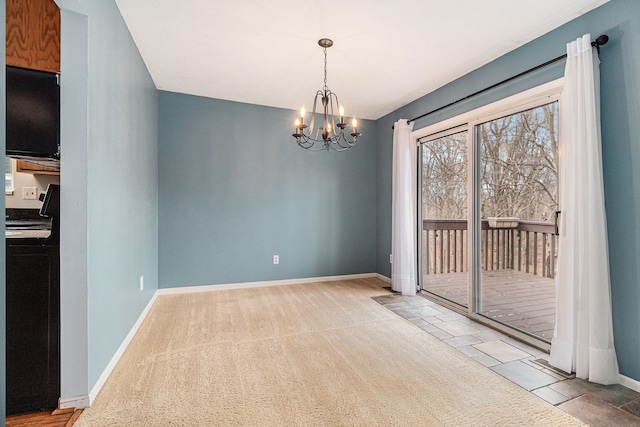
<box><xmin>114</xmin><ymin>0</ymin><xmax>608</xmax><ymax>120</ymax></box>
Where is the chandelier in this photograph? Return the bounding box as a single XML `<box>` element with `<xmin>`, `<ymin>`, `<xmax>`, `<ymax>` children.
<box><xmin>292</xmin><ymin>38</ymin><xmax>362</xmax><ymax>151</ymax></box>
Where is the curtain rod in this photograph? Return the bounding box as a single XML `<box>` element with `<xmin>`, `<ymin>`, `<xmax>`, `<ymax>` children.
<box><xmin>392</xmin><ymin>34</ymin><xmax>609</xmax><ymax>130</ymax></box>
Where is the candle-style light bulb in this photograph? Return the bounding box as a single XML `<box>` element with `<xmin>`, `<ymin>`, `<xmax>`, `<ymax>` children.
<box><xmin>295</xmin><ymin>118</ymin><xmax>300</xmax><ymax>129</ymax></box>
<box><xmin>339</xmin><ymin>105</ymin><xmax>345</xmax><ymax>123</ymax></box>
<box><xmin>299</xmin><ymin>107</ymin><xmax>305</xmax><ymax>126</ymax></box>
<box><xmin>352</xmin><ymin>118</ymin><xmax>358</xmax><ymax>135</ymax></box>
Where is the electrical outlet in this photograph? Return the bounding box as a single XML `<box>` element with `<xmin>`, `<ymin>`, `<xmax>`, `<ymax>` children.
<box><xmin>273</xmin><ymin>255</ymin><xmax>279</xmax><ymax>265</ymax></box>
<box><xmin>22</xmin><ymin>186</ymin><xmax>37</xmax><ymax>200</ymax></box>
<box><xmin>139</xmin><ymin>275</ymin><xmax>144</xmax><ymax>291</ymax></box>
<box><xmin>390</xmin><ymin>254</ymin><xmax>393</xmax><ymax>264</ymax></box>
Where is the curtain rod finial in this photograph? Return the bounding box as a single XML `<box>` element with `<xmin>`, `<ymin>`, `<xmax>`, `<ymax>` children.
<box><xmin>592</xmin><ymin>34</ymin><xmax>609</xmax><ymax>52</ymax></box>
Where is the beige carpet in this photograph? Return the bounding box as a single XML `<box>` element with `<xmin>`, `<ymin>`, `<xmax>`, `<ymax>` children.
<box><xmin>75</xmin><ymin>278</ymin><xmax>583</xmax><ymax>426</ymax></box>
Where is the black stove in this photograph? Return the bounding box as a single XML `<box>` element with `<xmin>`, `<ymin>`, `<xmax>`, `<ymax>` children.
<box><xmin>6</xmin><ymin>184</ymin><xmax>59</xmax><ymax>241</ymax></box>
<box><xmin>6</xmin><ymin>219</ymin><xmax>52</xmax><ymax>230</ymax></box>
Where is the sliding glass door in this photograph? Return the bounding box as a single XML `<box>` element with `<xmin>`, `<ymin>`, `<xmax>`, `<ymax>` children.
<box><xmin>420</xmin><ymin>128</ymin><xmax>469</xmax><ymax>308</ymax></box>
<box><xmin>476</xmin><ymin>102</ymin><xmax>559</xmax><ymax>341</ymax></box>
<box><xmin>418</xmin><ymin>84</ymin><xmax>561</xmax><ymax>344</ymax></box>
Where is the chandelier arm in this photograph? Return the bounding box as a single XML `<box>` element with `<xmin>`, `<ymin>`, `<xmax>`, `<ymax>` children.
<box><xmin>297</xmin><ymin>131</ymin><xmax>357</xmax><ymax>150</ymax></box>
<box><xmin>298</xmin><ymin>140</ymin><xmax>327</xmax><ymax>151</ymax></box>
<box><xmin>298</xmin><ymin>134</ymin><xmax>328</xmax><ymax>151</ymax></box>
<box><xmin>300</xmin><ymin>143</ymin><xmax>326</xmax><ymax>151</ymax></box>
<box><xmin>333</xmin><ymin>138</ymin><xmax>351</xmax><ymax>149</ymax></box>
<box><xmin>329</xmin><ymin>91</ymin><xmax>340</xmax><ymax>114</ymax></box>
<box><xmin>328</xmin><ymin>143</ymin><xmax>351</xmax><ymax>152</ymax></box>
<box><xmin>307</xmin><ymin>90</ymin><xmax>323</xmax><ymax>138</ymax></box>
<box><xmin>328</xmin><ymin>91</ymin><xmax>341</xmax><ymax>138</ymax></box>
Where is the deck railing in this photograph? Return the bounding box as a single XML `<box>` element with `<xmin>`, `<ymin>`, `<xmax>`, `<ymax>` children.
<box><xmin>422</xmin><ymin>219</ymin><xmax>557</xmax><ymax>279</ymax></box>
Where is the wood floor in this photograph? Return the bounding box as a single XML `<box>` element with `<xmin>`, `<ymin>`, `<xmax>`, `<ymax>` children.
<box><xmin>6</xmin><ymin>409</ymin><xmax>82</xmax><ymax>427</ymax></box>
<box><xmin>423</xmin><ymin>269</ymin><xmax>555</xmax><ymax>340</ymax></box>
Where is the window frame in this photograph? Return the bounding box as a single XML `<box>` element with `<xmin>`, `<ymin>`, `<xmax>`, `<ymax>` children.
<box><xmin>413</xmin><ymin>78</ymin><xmax>563</xmax><ymax>143</ymax></box>
<box><xmin>6</xmin><ymin>157</ymin><xmax>15</xmax><ymax>195</ymax></box>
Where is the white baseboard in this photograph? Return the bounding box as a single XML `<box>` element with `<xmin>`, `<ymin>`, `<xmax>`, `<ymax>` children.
<box><xmin>620</xmin><ymin>374</ymin><xmax>640</xmax><ymax>393</ymax></box>
<box><xmin>59</xmin><ymin>394</ymin><xmax>90</xmax><ymax>410</ymax></box>
<box><xmin>157</xmin><ymin>272</ymin><xmax>379</xmax><ymax>295</ymax></box>
<box><xmin>87</xmin><ymin>291</ymin><xmax>159</xmax><ymax>404</ymax></box>
<box><xmin>376</xmin><ymin>273</ymin><xmax>391</xmax><ymax>284</ymax></box>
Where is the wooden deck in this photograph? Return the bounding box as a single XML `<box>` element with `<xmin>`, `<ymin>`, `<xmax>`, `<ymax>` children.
<box><xmin>422</xmin><ymin>269</ymin><xmax>555</xmax><ymax>341</ymax></box>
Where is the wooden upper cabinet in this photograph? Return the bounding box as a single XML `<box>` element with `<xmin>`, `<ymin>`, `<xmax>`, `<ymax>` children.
<box><xmin>16</xmin><ymin>160</ymin><xmax>59</xmax><ymax>175</ymax></box>
<box><xmin>6</xmin><ymin>0</ymin><xmax>60</xmax><ymax>73</ymax></box>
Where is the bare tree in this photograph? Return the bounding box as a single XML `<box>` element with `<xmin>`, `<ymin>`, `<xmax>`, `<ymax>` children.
<box><xmin>421</xmin><ymin>102</ymin><xmax>558</xmax><ymax>223</ymax></box>
<box><xmin>422</xmin><ymin>130</ymin><xmax>467</xmax><ymax>219</ymax></box>
<box><xmin>479</xmin><ymin>102</ymin><xmax>558</xmax><ymax>222</ymax></box>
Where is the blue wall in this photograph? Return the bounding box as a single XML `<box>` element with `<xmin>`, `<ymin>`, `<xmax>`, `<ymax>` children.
<box><xmin>83</xmin><ymin>0</ymin><xmax>159</xmax><ymax>389</ymax></box>
<box><xmin>58</xmin><ymin>2</ymin><xmax>90</xmax><ymax>400</ymax></box>
<box><xmin>56</xmin><ymin>0</ymin><xmax>159</xmax><ymax>393</ymax></box>
<box><xmin>375</xmin><ymin>0</ymin><xmax>640</xmax><ymax>381</ymax></box>
<box><xmin>158</xmin><ymin>92</ymin><xmax>376</xmax><ymax>288</ymax></box>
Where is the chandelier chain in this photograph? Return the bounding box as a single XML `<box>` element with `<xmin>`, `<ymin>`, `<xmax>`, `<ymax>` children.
<box><xmin>323</xmin><ymin>48</ymin><xmax>328</xmax><ymax>91</ymax></box>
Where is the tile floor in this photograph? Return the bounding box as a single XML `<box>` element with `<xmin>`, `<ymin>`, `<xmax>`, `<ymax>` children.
<box><xmin>373</xmin><ymin>292</ymin><xmax>640</xmax><ymax>426</ymax></box>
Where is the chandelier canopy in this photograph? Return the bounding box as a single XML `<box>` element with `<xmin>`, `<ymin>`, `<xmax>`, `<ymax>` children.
<box><xmin>292</xmin><ymin>38</ymin><xmax>361</xmax><ymax>151</ymax></box>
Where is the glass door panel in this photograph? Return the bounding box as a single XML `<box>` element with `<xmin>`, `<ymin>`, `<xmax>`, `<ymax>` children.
<box><xmin>476</xmin><ymin>102</ymin><xmax>559</xmax><ymax>341</ymax></box>
<box><xmin>420</xmin><ymin>129</ymin><xmax>468</xmax><ymax>307</ymax></box>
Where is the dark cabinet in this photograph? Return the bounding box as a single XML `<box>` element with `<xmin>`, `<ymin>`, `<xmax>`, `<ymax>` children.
<box><xmin>6</xmin><ymin>241</ymin><xmax>60</xmax><ymax>415</ymax></box>
<box><xmin>6</xmin><ymin>65</ymin><xmax>61</xmax><ymax>163</ymax></box>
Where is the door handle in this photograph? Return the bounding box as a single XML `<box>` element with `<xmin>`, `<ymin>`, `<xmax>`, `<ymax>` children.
<box><xmin>554</xmin><ymin>210</ymin><xmax>561</xmax><ymax>236</ymax></box>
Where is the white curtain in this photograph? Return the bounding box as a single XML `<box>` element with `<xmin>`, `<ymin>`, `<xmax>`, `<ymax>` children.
<box><xmin>549</xmin><ymin>34</ymin><xmax>619</xmax><ymax>384</ymax></box>
<box><xmin>391</xmin><ymin>119</ymin><xmax>417</xmax><ymax>295</ymax></box>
